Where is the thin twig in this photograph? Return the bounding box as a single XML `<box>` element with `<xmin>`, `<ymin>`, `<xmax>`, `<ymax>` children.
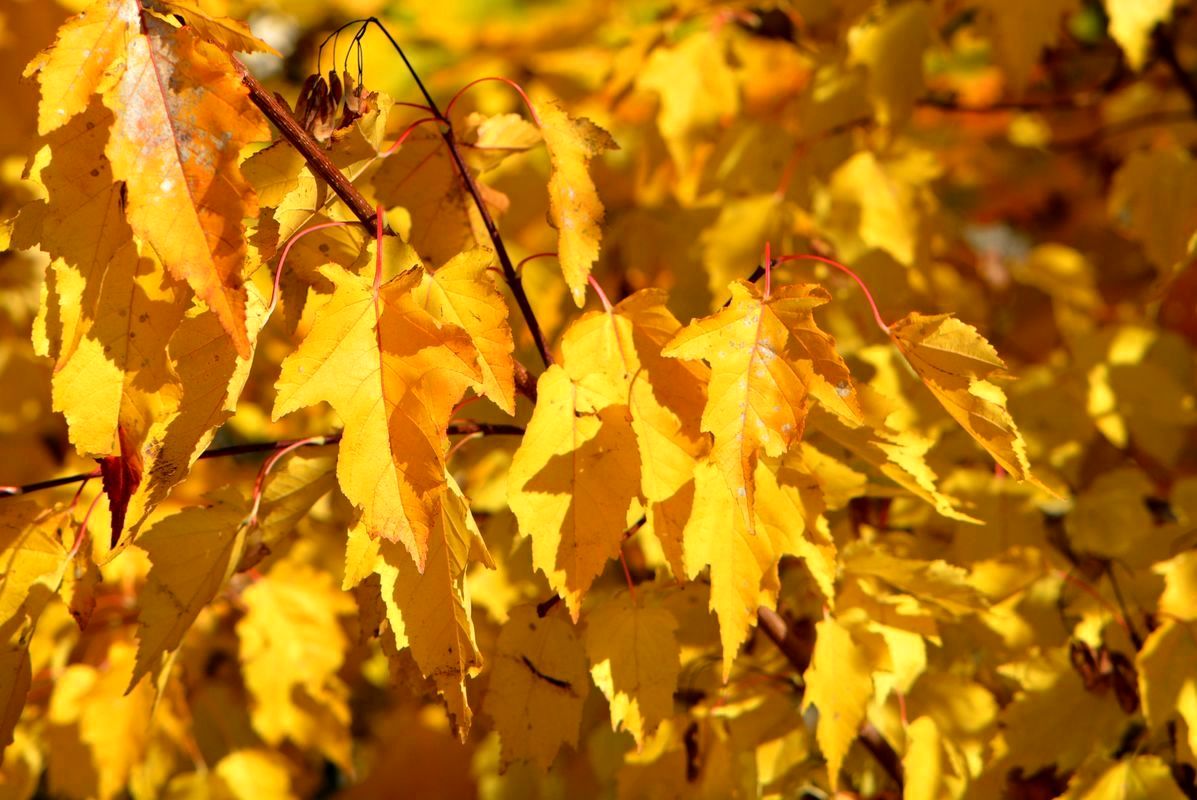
<box><xmin>0</xmin><ymin>422</ymin><xmax>524</xmax><ymax>498</ymax></box>
<box><xmin>361</xmin><ymin>17</ymin><xmax>554</xmax><ymax>368</ymax></box>
<box><xmin>234</xmin><ymin>60</ymin><xmax>390</xmax><ymax>236</ymax></box>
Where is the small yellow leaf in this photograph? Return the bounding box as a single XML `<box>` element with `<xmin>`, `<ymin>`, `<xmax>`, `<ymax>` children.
<box><xmin>889</xmin><ymin>312</ymin><xmax>1042</xmax><ymax>487</ymax></box>
<box><xmin>536</xmin><ymin>98</ymin><xmax>617</xmax><ymax>306</ymax></box>
<box><xmin>584</xmin><ymin>593</ymin><xmax>680</xmax><ymax>747</ymax></box>
<box><xmin>1062</xmin><ymin>756</ymin><xmax>1188</xmax><ymax>800</ymax></box>
<box><xmin>801</xmin><ymin>617</ymin><xmax>874</xmax><ymax>791</ymax></box>
<box><xmin>849</xmin><ymin>1</ymin><xmax>932</xmax><ymax>125</ymax></box>
<box><xmin>1106</xmin><ymin>0</ymin><xmax>1176</xmax><ymax>70</ymax></box>
<box><xmin>1137</xmin><ymin>619</ymin><xmax>1197</xmax><ymax>756</ymax></box>
<box><xmin>150</xmin><ymin>0</ymin><xmax>281</xmax><ymax>55</ymax></box>
<box><xmin>485</xmin><ymin>604</ymin><xmax>588</xmax><ymax>770</ymax></box>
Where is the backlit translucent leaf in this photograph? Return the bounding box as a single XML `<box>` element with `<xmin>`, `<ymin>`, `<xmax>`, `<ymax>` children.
<box><xmin>801</xmin><ymin>617</ymin><xmax>874</xmax><ymax>790</ymax></box>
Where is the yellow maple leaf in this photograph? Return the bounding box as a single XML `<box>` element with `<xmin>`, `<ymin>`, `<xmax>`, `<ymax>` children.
<box><xmin>801</xmin><ymin>616</ymin><xmax>875</xmax><ymax>791</ymax></box>
<box><xmin>1137</xmin><ymin>619</ymin><xmax>1197</xmax><ymax>756</ymax></box>
<box><xmin>103</xmin><ymin>17</ymin><xmax>268</xmax><ymax>357</ymax></box>
<box><xmin>584</xmin><ymin>593</ymin><xmax>680</xmax><ymax>747</ymax></box>
<box><xmin>848</xmin><ymin>1</ymin><xmax>932</xmax><ymax>125</ymax></box>
<box><xmin>535</xmin><ymin>98</ymin><xmax>617</xmax><ymax>307</ymax></box>
<box><xmin>236</xmin><ymin>559</ymin><xmax>356</xmax><ymax>769</ymax></box>
<box><xmin>44</xmin><ymin>636</ymin><xmax>155</xmax><ymax>800</ymax></box>
<box><xmin>23</xmin><ymin>0</ymin><xmax>137</xmax><ymax>136</ymax></box>
<box><xmin>1108</xmin><ymin>149</ymin><xmax>1197</xmax><ymax>274</ymax></box>
<box><xmin>412</xmin><ymin>248</ymin><xmax>516</xmax><ymax>415</ymax></box>
<box><xmin>685</xmin><ymin>454</ymin><xmax>833</xmax><ymax>678</ymax></box>
<box><xmin>664</xmin><ymin>280</ymin><xmax>860</xmax><ymax>534</ymax></box>
<box><xmin>148</xmin><ymin>0</ymin><xmax>280</xmax><ymax>55</ymax></box>
<box><xmin>484</xmin><ymin>604</ymin><xmax>588</xmax><ymax>770</ymax></box>
<box><xmin>888</xmin><ymin>312</ymin><xmax>1043</xmax><ymax>487</ymax></box>
<box><xmin>131</xmin><ymin>493</ymin><xmax>249</xmax><ymax>688</ymax></box>
<box><xmin>1061</xmin><ymin>755</ymin><xmax>1188</xmax><ymax>800</ymax></box>
<box><xmin>274</xmin><ymin>264</ymin><xmax>480</xmax><ymax>567</ymax></box>
<box><xmin>508</xmin><ymin>365</ymin><xmax>641</xmax><ymax>618</ymax></box>
<box><xmin>368</xmin><ymin>472</ymin><xmax>493</xmax><ymax>738</ymax></box>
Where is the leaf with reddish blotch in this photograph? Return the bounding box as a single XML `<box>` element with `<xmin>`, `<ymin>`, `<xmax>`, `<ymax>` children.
<box><xmin>98</xmin><ymin>424</ymin><xmax>143</xmax><ymax>547</ymax></box>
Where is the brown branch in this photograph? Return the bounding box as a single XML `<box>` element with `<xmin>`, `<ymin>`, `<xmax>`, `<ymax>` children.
<box><xmin>756</xmin><ymin>606</ymin><xmax>905</xmax><ymax>791</ymax></box>
<box><xmin>0</xmin><ymin>422</ymin><xmax>524</xmax><ymax>498</ymax></box>
<box><xmin>234</xmin><ymin>60</ymin><xmax>386</xmax><ymax>235</ymax></box>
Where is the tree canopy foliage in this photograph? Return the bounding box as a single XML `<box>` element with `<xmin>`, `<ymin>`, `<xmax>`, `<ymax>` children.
<box><xmin>2</xmin><ymin>0</ymin><xmax>1197</xmax><ymax>797</ymax></box>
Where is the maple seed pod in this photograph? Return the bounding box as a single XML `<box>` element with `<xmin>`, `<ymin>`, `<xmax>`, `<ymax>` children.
<box><xmin>343</xmin><ymin>71</ymin><xmax>362</xmax><ymax>114</ymax></box>
<box><xmin>327</xmin><ymin>69</ymin><xmax>344</xmax><ymax>112</ymax></box>
<box><xmin>294</xmin><ymin>72</ymin><xmax>320</xmax><ymax>122</ymax></box>
<box><xmin>303</xmin><ymin>76</ymin><xmax>329</xmax><ymax>132</ymax></box>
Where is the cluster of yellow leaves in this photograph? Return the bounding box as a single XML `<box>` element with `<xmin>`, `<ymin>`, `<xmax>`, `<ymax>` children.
<box><xmin>1</xmin><ymin>0</ymin><xmax>1197</xmax><ymax>798</ymax></box>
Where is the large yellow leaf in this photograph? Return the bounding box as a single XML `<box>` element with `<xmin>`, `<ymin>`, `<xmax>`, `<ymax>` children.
<box><xmin>560</xmin><ymin>289</ymin><xmax>708</xmax><ymax>503</ymax></box>
<box><xmin>413</xmin><ymin>248</ymin><xmax>516</xmax><ymax>414</ymax></box>
<box><xmin>685</xmin><ymin>454</ymin><xmax>833</xmax><ymax>678</ymax></box>
<box><xmin>274</xmin><ymin>265</ymin><xmax>480</xmax><ymax>568</ymax></box>
<box><xmin>130</xmin><ymin>494</ymin><xmax>249</xmax><ymax>688</ymax></box>
<box><xmin>507</xmin><ymin>365</ymin><xmax>641</xmax><ymax>618</ymax></box>
<box><xmin>584</xmin><ymin>593</ymin><xmax>680</xmax><ymax>747</ymax></box>
<box><xmin>23</xmin><ymin>0</ymin><xmax>138</xmax><ymax>136</ymax></box>
<box><xmin>369</xmin><ymin>473</ymin><xmax>493</xmax><ymax>738</ymax></box>
<box><xmin>103</xmin><ymin>17</ymin><xmax>268</xmax><ymax>357</ymax></box>
<box><xmin>485</xmin><ymin>604</ymin><xmax>588</xmax><ymax>770</ymax></box>
<box><xmin>801</xmin><ymin>617</ymin><xmax>874</xmax><ymax>791</ymax></box>
<box><xmin>1061</xmin><ymin>756</ymin><xmax>1188</xmax><ymax>800</ymax></box>
<box><xmin>236</xmin><ymin>559</ymin><xmax>356</xmax><ymax>769</ymax></box>
<box><xmin>535</xmin><ymin>98</ymin><xmax>617</xmax><ymax>306</ymax></box>
<box><xmin>664</xmin><ymin>280</ymin><xmax>860</xmax><ymax>534</ymax></box>
<box><xmin>849</xmin><ymin>1</ymin><xmax>932</xmax><ymax>125</ymax></box>
<box><xmin>1137</xmin><ymin>619</ymin><xmax>1197</xmax><ymax>756</ymax></box>
<box><xmin>1108</xmin><ymin>149</ymin><xmax>1197</xmax><ymax>274</ymax></box>
<box><xmin>889</xmin><ymin>312</ymin><xmax>1040</xmax><ymax>485</ymax></box>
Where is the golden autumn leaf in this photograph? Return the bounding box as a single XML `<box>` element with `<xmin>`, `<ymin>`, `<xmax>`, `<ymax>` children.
<box><xmin>664</xmin><ymin>280</ymin><xmax>860</xmax><ymax>534</ymax></box>
<box><xmin>131</xmin><ymin>493</ymin><xmax>249</xmax><ymax>688</ymax></box>
<box><xmin>147</xmin><ymin>0</ymin><xmax>280</xmax><ymax>55</ymax></box>
<box><xmin>684</xmin><ymin>453</ymin><xmax>833</xmax><ymax>678</ymax></box>
<box><xmin>801</xmin><ymin>617</ymin><xmax>874</xmax><ymax>791</ymax></box>
<box><xmin>583</xmin><ymin>593</ymin><xmax>679</xmax><ymax>747</ymax></box>
<box><xmin>485</xmin><ymin>604</ymin><xmax>588</xmax><ymax>770</ymax></box>
<box><xmin>274</xmin><ymin>264</ymin><xmax>480</xmax><ymax>567</ymax></box>
<box><xmin>1061</xmin><ymin>756</ymin><xmax>1188</xmax><ymax>800</ymax></box>
<box><xmin>888</xmin><ymin>312</ymin><xmax>1043</xmax><ymax>487</ymax></box>
<box><xmin>103</xmin><ymin>16</ymin><xmax>268</xmax><ymax>357</ymax></box>
<box><xmin>508</xmin><ymin>365</ymin><xmax>641</xmax><ymax>618</ymax></box>
<box><xmin>1137</xmin><ymin>619</ymin><xmax>1197</xmax><ymax>756</ymax></box>
<box><xmin>22</xmin><ymin>0</ymin><xmax>137</xmax><ymax>136</ymax></box>
<box><xmin>412</xmin><ymin>248</ymin><xmax>516</xmax><ymax>415</ymax></box>
<box><xmin>1105</xmin><ymin>0</ymin><xmax>1176</xmax><ymax>69</ymax></box>
<box><xmin>535</xmin><ymin>98</ymin><xmax>617</xmax><ymax>307</ymax></box>
<box><xmin>368</xmin><ymin>472</ymin><xmax>493</xmax><ymax>737</ymax></box>
<box><xmin>236</xmin><ymin>558</ymin><xmax>356</xmax><ymax>769</ymax></box>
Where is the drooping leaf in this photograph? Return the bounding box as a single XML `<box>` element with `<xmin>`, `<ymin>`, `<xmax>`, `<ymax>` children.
<box><xmin>131</xmin><ymin>493</ymin><xmax>249</xmax><ymax>688</ymax></box>
<box><xmin>370</xmin><ymin>472</ymin><xmax>493</xmax><ymax>738</ymax></box>
<box><xmin>507</xmin><ymin>365</ymin><xmax>641</xmax><ymax>618</ymax></box>
<box><xmin>274</xmin><ymin>265</ymin><xmax>480</xmax><ymax>567</ymax></box>
<box><xmin>583</xmin><ymin>593</ymin><xmax>680</xmax><ymax>747</ymax></box>
<box><xmin>147</xmin><ymin>0</ymin><xmax>281</xmax><ymax>55</ymax></box>
<box><xmin>103</xmin><ymin>17</ymin><xmax>268</xmax><ymax>356</ymax></box>
<box><xmin>888</xmin><ymin>312</ymin><xmax>1042</xmax><ymax>486</ymax></box>
<box><xmin>1105</xmin><ymin>0</ymin><xmax>1176</xmax><ymax>70</ymax></box>
<box><xmin>1137</xmin><ymin>619</ymin><xmax>1197</xmax><ymax>756</ymax></box>
<box><xmin>664</xmin><ymin>280</ymin><xmax>860</xmax><ymax>534</ymax></box>
<box><xmin>535</xmin><ymin>98</ymin><xmax>617</xmax><ymax>306</ymax></box>
<box><xmin>801</xmin><ymin>617</ymin><xmax>875</xmax><ymax>791</ymax></box>
<box><xmin>485</xmin><ymin>604</ymin><xmax>588</xmax><ymax>770</ymax></box>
